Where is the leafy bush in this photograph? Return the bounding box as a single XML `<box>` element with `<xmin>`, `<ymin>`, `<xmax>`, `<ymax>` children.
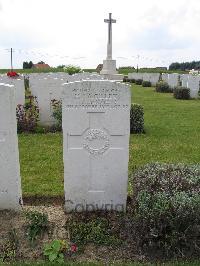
<box><xmin>131</xmin><ymin>163</ymin><xmax>200</xmax><ymax>258</ymax></box>
<box><xmin>25</xmin><ymin>211</ymin><xmax>49</xmax><ymax>242</ymax></box>
<box><xmin>130</xmin><ymin>103</ymin><xmax>144</xmax><ymax>134</ymax></box>
<box><xmin>51</xmin><ymin>99</ymin><xmax>62</xmax><ymax>131</ymax></box>
<box><xmin>135</xmin><ymin>79</ymin><xmax>143</xmax><ymax>85</ymax></box>
<box><xmin>43</xmin><ymin>240</ymin><xmax>77</xmax><ymax>263</ymax></box>
<box><xmin>66</xmin><ymin>217</ymin><xmax>121</xmax><ymax>247</ymax></box>
<box><xmin>123</xmin><ymin>76</ymin><xmax>128</xmax><ymax>82</ymax></box>
<box><xmin>129</xmin><ymin>79</ymin><xmax>135</xmax><ymax>83</ymax></box>
<box><xmin>64</xmin><ymin>65</ymin><xmax>82</xmax><ymax>75</ymax></box>
<box><xmin>142</xmin><ymin>81</ymin><xmax>151</xmax><ymax>87</ymax></box>
<box><xmin>174</xmin><ymin>86</ymin><xmax>190</xmax><ymax>100</ymax></box>
<box><xmin>16</xmin><ymin>96</ymin><xmax>39</xmax><ymax>133</ymax></box>
<box><xmin>156</xmin><ymin>81</ymin><xmax>172</xmax><ymax>93</ymax></box>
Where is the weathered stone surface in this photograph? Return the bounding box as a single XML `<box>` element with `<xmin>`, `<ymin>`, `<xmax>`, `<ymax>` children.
<box><xmin>167</xmin><ymin>73</ymin><xmax>179</xmax><ymax>88</ymax></box>
<box><xmin>29</xmin><ymin>73</ymin><xmax>107</xmax><ymax>126</ymax></box>
<box><xmin>62</xmin><ymin>80</ymin><xmax>131</xmax><ymax>212</ymax></box>
<box><xmin>187</xmin><ymin>75</ymin><xmax>200</xmax><ymax>98</ymax></box>
<box><xmin>0</xmin><ymin>75</ymin><xmax>25</xmax><ymax>105</ymax></box>
<box><xmin>0</xmin><ymin>84</ymin><xmax>22</xmax><ymax>210</ymax></box>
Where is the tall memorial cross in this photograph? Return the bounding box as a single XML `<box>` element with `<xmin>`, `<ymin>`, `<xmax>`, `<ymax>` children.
<box><xmin>62</xmin><ymin>80</ymin><xmax>131</xmax><ymax>212</ymax></box>
<box><xmin>104</xmin><ymin>13</ymin><xmax>116</xmax><ymax>60</ymax></box>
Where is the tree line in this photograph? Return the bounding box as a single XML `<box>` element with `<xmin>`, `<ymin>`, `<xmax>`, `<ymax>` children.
<box><xmin>169</xmin><ymin>61</ymin><xmax>200</xmax><ymax>71</ymax></box>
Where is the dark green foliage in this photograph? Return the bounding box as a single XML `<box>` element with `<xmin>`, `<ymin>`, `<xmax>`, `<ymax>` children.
<box><xmin>57</xmin><ymin>65</ymin><xmax>65</xmax><ymax>69</ymax></box>
<box><xmin>169</xmin><ymin>60</ymin><xmax>200</xmax><ymax>71</ymax></box>
<box><xmin>156</xmin><ymin>81</ymin><xmax>172</xmax><ymax>93</ymax></box>
<box><xmin>23</xmin><ymin>61</ymin><xmax>33</xmax><ymax>69</ymax></box>
<box><xmin>130</xmin><ymin>79</ymin><xmax>135</xmax><ymax>83</ymax></box>
<box><xmin>51</xmin><ymin>99</ymin><xmax>62</xmax><ymax>131</ymax></box>
<box><xmin>118</xmin><ymin>66</ymin><xmax>135</xmax><ymax>70</ymax></box>
<box><xmin>135</xmin><ymin>79</ymin><xmax>143</xmax><ymax>85</ymax></box>
<box><xmin>123</xmin><ymin>76</ymin><xmax>128</xmax><ymax>82</ymax></box>
<box><xmin>174</xmin><ymin>87</ymin><xmax>190</xmax><ymax>100</ymax></box>
<box><xmin>131</xmin><ymin>163</ymin><xmax>200</xmax><ymax>258</ymax></box>
<box><xmin>37</xmin><ymin>61</ymin><xmax>45</xmax><ymax>64</ymax></box>
<box><xmin>130</xmin><ymin>103</ymin><xmax>144</xmax><ymax>134</ymax></box>
<box><xmin>66</xmin><ymin>217</ymin><xmax>121</xmax><ymax>247</ymax></box>
<box><xmin>64</xmin><ymin>65</ymin><xmax>82</xmax><ymax>75</ymax></box>
<box><xmin>142</xmin><ymin>81</ymin><xmax>151</xmax><ymax>87</ymax></box>
<box><xmin>25</xmin><ymin>211</ymin><xmax>49</xmax><ymax>242</ymax></box>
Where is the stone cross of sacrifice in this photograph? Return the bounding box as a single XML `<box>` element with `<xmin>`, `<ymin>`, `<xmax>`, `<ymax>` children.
<box><xmin>104</xmin><ymin>13</ymin><xmax>116</xmax><ymax>60</ymax></box>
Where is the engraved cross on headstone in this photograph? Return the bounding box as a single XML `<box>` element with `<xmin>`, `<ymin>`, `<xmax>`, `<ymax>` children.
<box><xmin>68</xmin><ymin>112</ymin><xmax>123</xmax><ymax>194</ymax></box>
<box><xmin>104</xmin><ymin>13</ymin><xmax>116</xmax><ymax>60</ymax></box>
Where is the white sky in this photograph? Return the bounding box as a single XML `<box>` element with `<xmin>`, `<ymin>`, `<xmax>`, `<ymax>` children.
<box><xmin>0</xmin><ymin>0</ymin><xmax>200</xmax><ymax>69</ymax></box>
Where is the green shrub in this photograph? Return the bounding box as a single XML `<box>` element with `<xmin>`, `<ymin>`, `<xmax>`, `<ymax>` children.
<box><xmin>142</xmin><ymin>81</ymin><xmax>151</xmax><ymax>87</ymax></box>
<box><xmin>123</xmin><ymin>77</ymin><xmax>131</xmax><ymax>82</ymax></box>
<box><xmin>174</xmin><ymin>86</ymin><xmax>190</xmax><ymax>100</ymax></box>
<box><xmin>156</xmin><ymin>81</ymin><xmax>172</xmax><ymax>93</ymax></box>
<box><xmin>66</xmin><ymin>217</ymin><xmax>121</xmax><ymax>247</ymax></box>
<box><xmin>129</xmin><ymin>78</ymin><xmax>135</xmax><ymax>83</ymax></box>
<box><xmin>25</xmin><ymin>211</ymin><xmax>49</xmax><ymax>242</ymax></box>
<box><xmin>130</xmin><ymin>103</ymin><xmax>144</xmax><ymax>134</ymax></box>
<box><xmin>64</xmin><ymin>65</ymin><xmax>82</xmax><ymax>75</ymax></box>
<box><xmin>43</xmin><ymin>240</ymin><xmax>76</xmax><ymax>263</ymax></box>
<box><xmin>123</xmin><ymin>76</ymin><xmax>128</xmax><ymax>82</ymax></box>
<box><xmin>131</xmin><ymin>163</ymin><xmax>200</xmax><ymax>258</ymax></box>
<box><xmin>51</xmin><ymin>99</ymin><xmax>62</xmax><ymax>131</ymax></box>
<box><xmin>135</xmin><ymin>79</ymin><xmax>143</xmax><ymax>85</ymax></box>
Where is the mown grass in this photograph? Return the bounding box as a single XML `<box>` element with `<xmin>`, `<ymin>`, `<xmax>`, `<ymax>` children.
<box><xmin>19</xmin><ymin>133</ymin><xmax>63</xmax><ymax>196</ymax></box>
<box><xmin>18</xmin><ymin>84</ymin><xmax>200</xmax><ymax>196</ymax></box>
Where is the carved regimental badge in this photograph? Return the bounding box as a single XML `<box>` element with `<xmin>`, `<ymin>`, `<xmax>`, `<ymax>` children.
<box><xmin>83</xmin><ymin>129</ymin><xmax>110</xmax><ymax>155</ymax></box>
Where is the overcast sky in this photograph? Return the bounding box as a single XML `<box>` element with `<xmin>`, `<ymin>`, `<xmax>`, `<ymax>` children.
<box><xmin>0</xmin><ymin>0</ymin><xmax>200</xmax><ymax>69</ymax></box>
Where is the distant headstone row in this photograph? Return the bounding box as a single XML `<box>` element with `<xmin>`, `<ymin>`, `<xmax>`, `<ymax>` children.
<box><xmin>29</xmin><ymin>72</ymin><xmax>106</xmax><ymax>126</ymax></box>
<box><xmin>0</xmin><ymin>80</ymin><xmax>131</xmax><ymax>212</ymax></box>
<box><xmin>128</xmin><ymin>72</ymin><xmax>200</xmax><ymax>98</ymax></box>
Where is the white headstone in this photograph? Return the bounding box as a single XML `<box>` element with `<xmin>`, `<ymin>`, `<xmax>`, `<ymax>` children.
<box><xmin>148</xmin><ymin>73</ymin><xmax>160</xmax><ymax>86</ymax></box>
<box><xmin>161</xmin><ymin>73</ymin><xmax>169</xmax><ymax>83</ymax></box>
<box><xmin>0</xmin><ymin>75</ymin><xmax>25</xmax><ymax>105</ymax></box>
<box><xmin>180</xmin><ymin>74</ymin><xmax>189</xmax><ymax>87</ymax></box>
<box><xmin>167</xmin><ymin>74</ymin><xmax>179</xmax><ymax>88</ymax></box>
<box><xmin>187</xmin><ymin>75</ymin><xmax>200</xmax><ymax>98</ymax></box>
<box><xmin>0</xmin><ymin>84</ymin><xmax>22</xmax><ymax>210</ymax></box>
<box><xmin>62</xmin><ymin>80</ymin><xmax>131</xmax><ymax>212</ymax></box>
<box><xmin>29</xmin><ymin>76</ymin><xmax>64</xmax><ymax>126</ymax></box>
<box><xmin>128</xmin><ymin>72</ymin><xmax>143</xmax><ymax>80</ymax></box>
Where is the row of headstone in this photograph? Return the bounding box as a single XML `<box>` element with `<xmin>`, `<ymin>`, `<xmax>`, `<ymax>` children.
<box><xmin>0</xmin><ymin>80</ymin><xmax>131</xmax><ymax>212</ymax></box>
<box><xmin>29</xmin><ymin>72</ymin><xmax>107</xmax><ymax>126</ymax></box>
<box><xmin>128</xmin><ymin>72</ymin><xmax>160</xmax><ymax>86</ymax></box>
<box><xmin>128</xmin><ymin>72</ymin><xmax>200</xmax><ymax>98</ymax></box>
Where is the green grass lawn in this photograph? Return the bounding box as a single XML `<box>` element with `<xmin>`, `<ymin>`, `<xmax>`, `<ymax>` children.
<box><xmin>18</xmin><ymin>84</ymin><xmax>200</xmax><ymax>197</ymax></box>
